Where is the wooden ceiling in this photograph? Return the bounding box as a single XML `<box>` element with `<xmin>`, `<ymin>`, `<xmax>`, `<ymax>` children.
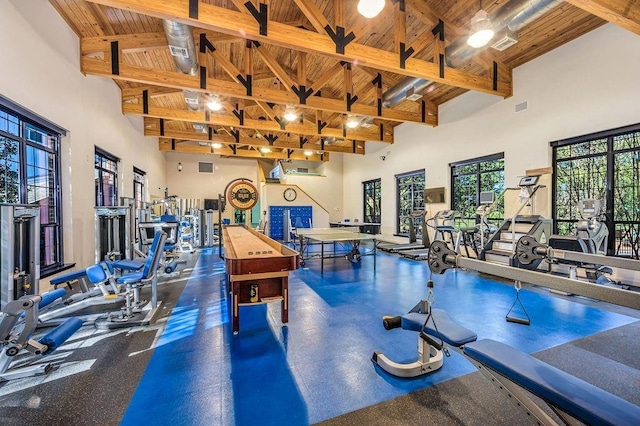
<box><xmin>48</xmin><ymin>0</ymin><xmax>637</xmax><ymax>161</ymax></box>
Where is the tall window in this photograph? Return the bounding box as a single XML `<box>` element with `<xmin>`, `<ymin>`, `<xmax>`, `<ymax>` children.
<box><xmin>396</xmin><ymin>170</ymin><xmax>425</xmax><ymax>235</ymax></box>
<box><xmin>553</xmin><ymin>124</ymin><xmax>640</xmax><ymax>258</ymax></box>
<box><xmin>95</xmin><ymin>147</ymin><xmax>119</xmax><ymax>206</ymax></box>
<box><xmin>451</xmin><ymin>154</ymin><xmax>505</xmax><ymax>226</ymax></box>
<box><xmin>363</xmin><ymin>178</ymin><xmax>381</xmax><ymax>223</ymax></box>
<box><xmin>133</xmin><ymin>167</ymin><xmax>146</xmax><ymax>231</ymax></box>
<box><xmin>0</xmin><ymin>101</ymin><xmax>64</xmax><ymax>274</ymax></box>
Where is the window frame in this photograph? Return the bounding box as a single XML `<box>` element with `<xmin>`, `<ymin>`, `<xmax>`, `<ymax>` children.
<box><xmin>450</xmin><ymin>153</ymin><xmax>505</xmax><ymax>226</ymax></box>
<box><xmin>395</xmin><ymin>169</ymin><xmax>425</xmax><ymax>236</ymax></box>
<box><xmin>95</xmin><ymin>147</ymin><xmax>119</xmax><ymax>207</ymax></box>
<box><xmin>362</xmin><ymin>178</ymin><xmax>381</xmax><ymax>224</ymax></box>
<box><xmin>551</xmin><ymin>123</ymin><xmax>640</xmax><ymax>258</ymax></box>
<box><xmin>0</xmin><ymin>97</ymin><xmax>66</xmax><ymax>276</ymax></box>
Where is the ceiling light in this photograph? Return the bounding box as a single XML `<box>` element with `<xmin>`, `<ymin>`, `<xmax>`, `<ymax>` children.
<box><xmin>467</xmin><ymin>8</ymin><xmax>494</xmax><ymax>48</ymax></box>
<box><xmin>212</xmin><ymin>142</ymin><xmax>222</xmax><ymax>149</ymax></box>
<box><xmin>283</xmin><ymin>106</ymin><xmax>298</xmax><ymax>122</ymax></box>
<box><xmin>304</xmin><ymin>150</ymin><xmax>313</xmax><ymax>156</ymax></box>
<box><xmin>206</xmin><ymin>95</ymin><xmax>223</xmax><ymax>111</ymax></box>
<box><xmin>346</xmin><ymin>115</ymin><xmax>360</xmax><ymax>129</ymax></box>
<box><xmin>260</xmin><ymin>147</ymin><xmax>271</xmax><ymax>153</ymax></box>
<box><xmin>357</xmin><ymin>0</ymin><xmax>385</xmax><ymax>19</ymax></box>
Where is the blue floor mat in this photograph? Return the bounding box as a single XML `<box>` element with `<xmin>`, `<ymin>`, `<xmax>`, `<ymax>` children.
<box><xmin>121</xmin><ymin>250</ymin><xmax>637</xmax><ymax>425</ymax></box>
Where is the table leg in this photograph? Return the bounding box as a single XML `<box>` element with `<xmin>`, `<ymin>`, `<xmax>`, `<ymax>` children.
<box><xmin>281</xmin><ymin>276</ymin><xmax>289</xmax><ymax>324</ymax></box>
<box><xmin>232</xmin><ymin>281</ymin><xmax>239</xmax><ymax>334</ymax></box>
<box><xmin>374</xmin><ymin>238</ymin><xmax>377</xmax><ymax>272</ymax></box>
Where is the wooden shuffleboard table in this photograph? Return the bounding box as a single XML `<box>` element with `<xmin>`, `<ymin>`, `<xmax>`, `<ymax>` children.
<box><xmin>222</xmin><ymin>225</ymin><xmax>299</xmax><ymax>333</ymax></box>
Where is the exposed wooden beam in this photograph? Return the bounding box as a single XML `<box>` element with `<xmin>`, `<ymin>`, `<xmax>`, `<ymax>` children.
<box><xmin>82</xmin><ymin>32</ymin><xmax>169</xmax><ymax>54</ymax></box>
<box><xmin>293</xmin><ymin>0</ymin><xmax>330</xmax><ymax>35</ymax></box>
<box><xmin>122</xmin><ymin>85</ymin><xmax>182</xmax><ymax>101</ymax></box>
<box><xmin>564</xmin><ymin>0</ymin><xmax>640</xmax><ymax>35</ymax></box>
<box><xmin>83</xmin><ymin>0</ymin><xmax>511</xmax><ymax>97</ymax></box>
<box><xmin>81</xmin><ymin>54</ymin><xmax>431</xmax><ymax>126</ymax></box>
<box><xmin>253</xmin><ymin>43</ymin><xmax>297</xmax><ymax>90</ymax></box>
<box><xmin>126</xmin><ymin>102</ymin><xmax>390</xmax><ymax>142</ymax></box>
<box><xmin>159</xmin><ymin>139</ymin><xmax>330</xmax><ymax>161</ymax></box>
<box><xmin>148</xmin><ymin>126</ymin><xmax>364</xmax><ymax>154</ymax></box>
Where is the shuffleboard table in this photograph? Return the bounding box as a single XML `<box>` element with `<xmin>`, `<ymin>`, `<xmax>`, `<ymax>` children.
<box><xmin>222</xmin><ymin>225</ymin><xmax>299</xmax><ymax>333</ymax></box>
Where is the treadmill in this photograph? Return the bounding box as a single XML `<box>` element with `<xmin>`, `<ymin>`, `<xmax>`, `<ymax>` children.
<box><xmin>378</xmin><ymin>211</ymin><xmax>430</xmax><ymax>253</ymax></box>
<box><xmin>401</xmin><ymin>210</ymin><xmax>457</xmax><ymax>260</ymax></box>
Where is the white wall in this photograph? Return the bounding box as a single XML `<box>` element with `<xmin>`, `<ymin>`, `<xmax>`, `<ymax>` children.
<box><xmin>282</xmin><ymin>154</ymin><xmax>345</xmax><ymax>222</ymax></box>
<box><xmin>343</xmin><ymin>24</ymin><xmax>640</xmax><ymax>235</ymax></box>
<box><xmin>1</xmin><ymin>0</ymin><xmax>167</xmax><ymax>275</ymax></box>
<box><xmin>164</xmin><ymin>152</ymin><xmax>260</xmax><ymax>223</ymax></box>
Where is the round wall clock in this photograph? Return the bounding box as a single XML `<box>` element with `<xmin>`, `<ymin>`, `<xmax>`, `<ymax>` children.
<box><xmin>283</xmin><ymin>188</ymin><xmax>297</xmax><ymax>202</ymax></box>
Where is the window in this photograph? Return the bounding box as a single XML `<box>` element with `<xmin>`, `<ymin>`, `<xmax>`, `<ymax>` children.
<box><xmin>451</xmin><ymin>153</ymin><xmax>505</xmax><ymax>227</ymax></box>
<box><xmin>133</xmin><ymin>167</ymin><xmax>145</xmax><ymax>231</ymax></box>
<box><xmin>95</xmin><ymin>147</ymin><xmax>119</xmax><ymax>206</ymax></box>
<box><xmin>363</xmin><ymin>178</ymin><xmax>381</xmax><ymax>223</ymax></box>
<box><xmin>0</xmin><ymin>101</ymin><xmax>64</xmax><ymax>274</ymax></box>
<box><xmin>553</xmin><ymin>124</ymin><xmax>640</xmax><ymax>258</ymax></box>
<box><xmin>396</xmin><ymin>170</ymin><xmax>425</xmax><ymax>235</ymax></box>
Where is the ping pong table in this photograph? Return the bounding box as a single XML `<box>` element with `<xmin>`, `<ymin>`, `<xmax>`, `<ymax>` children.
<box><xmin>294</xmin><ymin>228</ymin><xmax>377</xmax><ymax>273</ymax></box>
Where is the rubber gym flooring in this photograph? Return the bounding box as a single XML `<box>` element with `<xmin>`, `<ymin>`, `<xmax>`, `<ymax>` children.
<box><xmin>0</xmin><ymin>246</ymin><xmax>638</xmax><ymax>425</ymax></box>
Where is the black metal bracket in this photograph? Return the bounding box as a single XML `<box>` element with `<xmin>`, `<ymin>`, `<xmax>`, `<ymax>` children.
<box><xmin>274</xmin><ymin>116</ymin><xmax>286</xmax><ymax>131</ymax></box>
<box><xmin>421</xmin><ymin>100</ymin><xmax>426</xmax><ymax>123</ymax></box>
<box><xmin>399</xmin><ymin>42</ymin><xmax>414</xmax><ymax>70</ymax></box>
<box><xmin>110</xmin><ymin>41</ymin><xmax>119</xmax><ymax>75</ymax></box>
<box><xmin>325</xmin><ymin>25</ymin><xmax>355</xmax><ymax>55</ymax></box>
<box><xmin>264</xmin><ymin>134</ymin><xmax>278</xmax><ymax>145</ymax></box>
<box><xmin>238</xmin><ymin>74</ymin><xmax>252</xmax><ymax>96</ymax></box>
<box><xmin>230</xmin><ymin>129</ymin><xmax>240</xmax><ymax>143</ymax></box>
<box><xmin>299</xmin><ymin>136</ymin><xmax>308</xmax><ymax>149</ymax></box>
<box><xmin>199</xmin><ymin>33</ymin><xmax>215</xmax><ymax>53</ymax></box>
<box><xmin>317</xmin><ymin>120</ymin><xmax>327</xmax><ymax>134</ymax></box>
<box><xmin>390</xmin><ymin>0</ymin><xmax>406</xmax><ymax>12</ymax></box>
<box><xmin>189</xmin><ymin>0</ymin><xmax>198</xmax><ymax>19</ymax></box>
<box><xmin>342</xmin><ymin>123</ymin><xmax>347</xmax><ymax>137</ymax></box>
<box><xmin>232</xmin><ymin>106</ymin><xmax>244</xmax><ymax>125</ymax></box>
<box><xmin>287</xmin><ymin>149</ymin><xmax>294</xmax><ymax>158</ymax></box>
<box><xmin>432</xmin><ymin>19</ymin><xmax>445</xmax><ymax>41</ymax></box>
<box><xmin>200</xmin><ymin>66</ymin><xmax>207</xmax><ymax>89</ymax></box>
<box><xmin>346</xmin><ymin>93</ymin><xmax>358</xmax><ymax>112</ymax></box>
<box><xmin>171</xmin><ymin>138</ymin><xmax>176</xmax><ymax>150</ymax></box>
<box><xmin>159</xmin><ymin>119</ymin><xmax>165</xmax><ymax>136</ymax></box>
<box><xmin>379</xmin><ymin>123</ymin><xmax>384</xmax><ymax>141</ymax></box>
<box><xmin>231</xmin><ymin>144</ymin><xmax>237</xmax><ymax>155</ymax></box>
<box><xmin>292</xmin><ymin>85</ymin><xmax>314</xmax><ymax>104</ymax></box>
<box><xmin>142</xmin><ymin>90</ymin><xmax>149</xmax><ymax>114</ymax></box>
<box><xmin>245</xmin><ymin>1</ymin><xmax>268</xmax><ymax>36</ymax></box>
<box><xmin>493</xmin><ymin>61</ymin><xmax>498</xmax><ymax>91</ymax></box>
<box><xmin>205</xmin><ymin>110</ymin><xmax>211</xmax><ymax>122</ymax></box>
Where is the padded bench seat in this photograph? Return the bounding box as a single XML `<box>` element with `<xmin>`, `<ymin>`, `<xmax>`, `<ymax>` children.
<box><xmin>109</xmin><ymin>259</ymin><xmax>144</xmax><ymax>271</ymax></box>
<box><xmin>464</xmin><ymin>339</ymin><xmax>640</xmax><ymax>426</ymax></box>
<box><xmin>50</xmin><ymin>269</ymin><xmax>88</xmax><ymax>287</ymax></box>
<box><xmin>402</xmin><ymin>309</ymin><xmax>477</xmax><ymax>347</ymax></box>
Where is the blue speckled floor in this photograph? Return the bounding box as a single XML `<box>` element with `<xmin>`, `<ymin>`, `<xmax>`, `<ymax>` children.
<box><xmin>121</xmin><ymin>248</ymin><xmax>637</xmax><ymax>425</ymax></box>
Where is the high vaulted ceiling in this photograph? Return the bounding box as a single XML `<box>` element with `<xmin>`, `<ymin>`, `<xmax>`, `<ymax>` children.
<box><xmin>49</xmin><ymin>0</ymin><xmax>639</xmax><ymax>162</ymax></box>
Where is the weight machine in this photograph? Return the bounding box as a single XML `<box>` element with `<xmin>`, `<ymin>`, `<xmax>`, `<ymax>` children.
<box><xmin>94</xmin><ymin>205</ymin><xmax>132</xmax><ymax>262</ymax></box>
<box><xmin>0</xmin><ymin>204</ymin><xmax>40</xmax><ymax>308</ymax></box>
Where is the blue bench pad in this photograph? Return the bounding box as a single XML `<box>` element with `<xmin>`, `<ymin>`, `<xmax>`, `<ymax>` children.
<box><xmin>117</xmin><ymin>272</ymin><xmax>144</xmax><ymax>285</ymax></box>
<box><xmin>50</xmin><ymin>269</ymin><xmax>88</xmax><ymax>285</ymax></box>
<box><xmin>402</xmin><ymin>309</ymin><xmax>477</xmax><ymax>347</ymax></box>
<box><xmin>111</xmin><ymin>259</ymin><xmax>144</xmax><ymax>271</ymax></box>
<box><xmin>463</xmin><ymin>339</ymin><xmax>640</xmax><ymax>426</ymax></box>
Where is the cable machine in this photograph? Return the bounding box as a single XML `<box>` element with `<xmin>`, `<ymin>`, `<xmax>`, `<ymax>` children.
<box><xmin>94</xmin><ymin>205</ymin><xmax>132</xmax><ymax>262</ymax></box>
<box><xmin>0</xmin><ymin>204</ymin><xmax>40</xmax><ymax>308</ymax></box>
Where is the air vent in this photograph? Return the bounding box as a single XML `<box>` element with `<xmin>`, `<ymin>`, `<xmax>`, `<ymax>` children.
<box><xmin>297</xmin><ymin>168</ymin><xmax>309</xmax><ymax>173</ymax></box>
<box><xmin>198</xmin><ymin>162</ymin><xmax>214</xmax><ymax>174</ymax></box>
<box><xmin>184</xmin><ymin>97</ymin><xmax>199</xmax><ymax>106</ymax></box>
<box><xmin>168</xmin><ymin>45</ymin><xmax>189</xmax><ymax>59</ymax></box>
<box><xmin>515</xmin><ymin>101</ymin><xmax>528</xmax><ymax>113</ymax></box>
<box><xmin>491</xmin><ymin>29</ymin><xmax>518</xmax><ymax>52</ymax></box>
<box><xmin>192</xmin><ymin>123</ymin><xmax>207</xmax><ymax>132</ymax></box>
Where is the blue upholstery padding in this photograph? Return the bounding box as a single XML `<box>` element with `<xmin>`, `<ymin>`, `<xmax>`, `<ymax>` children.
<box><xmin>117</xmin><ymin>272</ymin><xmax>144</xmax><ymax>285</ymax></box>
<box><xmin>38</xmin><ymin>289</ymin><xmax>67</xmax><ymax>309</ymax></box>
<box><xmin>164</xmin><ymin>244</ymin><xmax>176</xmax><ymax>250</ymax></box>
<box><xmin>86</xmin><ymin>264</ymin><xmax>108</xmax><ymax>284</ymax></box>
<box><xmin>111</xmin><ymin>259</ymin><xmax>144</xmax><ymax>271</ymax></box>
<box><xmin>50</xmin><ymin>269</ymin><xmax>87</xmax><ymax>285</ymax></box>
<box><xmin>182</xmin><ymin>235</ymin><xmax>193</xmax><ymax>240</ymax></box>
<box><xmin>401</xmin><ymin>310</ymin><xmax>477</xmax><ymax>347</ymax></box>
<box><xmin>180</xmin><ymin>221</ymin><xmax>189</xmax><ymax>226</ymax></box>
<box><xmin>463</xmin><ymin>339</ymin><xmax>640</xmax><ymax>426</ymax></box>
<box><xmin>39</xmin><ymin>317</ymin><xmax>83</xmax><ymax>355</ymax></box>
<box><xmin>161</xmin><ymin>214</ymin><xmax>178</xmax><ymax>222</ymax></box>
<box><xmin>142</xmin><ymin>231</ymin><xmax>163</xmax><ymax>277</ymax></box>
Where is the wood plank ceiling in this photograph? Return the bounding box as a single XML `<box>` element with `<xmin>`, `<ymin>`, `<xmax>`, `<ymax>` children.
<box><xmin>47</xmin><ymin>0</ymin><xmax>624</xmax><ymax>162</ymax></box>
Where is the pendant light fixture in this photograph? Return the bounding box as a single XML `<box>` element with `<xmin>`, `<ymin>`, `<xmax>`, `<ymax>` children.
<box><xmin>357</xmin><ymin>0</ymin><xmax>385</xmax><ymax>19</ymax></box>
<box><xmin>346</xmin><ymin>115</ymin><xmax>360</xmax><ymax>129</ymax></box>
<box><xmin>206</xmin><ymin>94</ymin><xmax>223</xmax><ymax>111</ymax></box>
<box><xmin>284</xmin><ymin>106</ymin><xmax>298</xmax><ymax>122</ymax></box>
<box><xmin>467</xmin><ymin>0</ymin><xmax>494</xmax><ymax>48</ymax></box>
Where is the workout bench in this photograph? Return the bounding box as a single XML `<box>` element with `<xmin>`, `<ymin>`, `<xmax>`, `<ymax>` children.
<box><xmin>373</xmin><ymin>307</ymin><xmax>640</xmax><ymax>425</ymax></box>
